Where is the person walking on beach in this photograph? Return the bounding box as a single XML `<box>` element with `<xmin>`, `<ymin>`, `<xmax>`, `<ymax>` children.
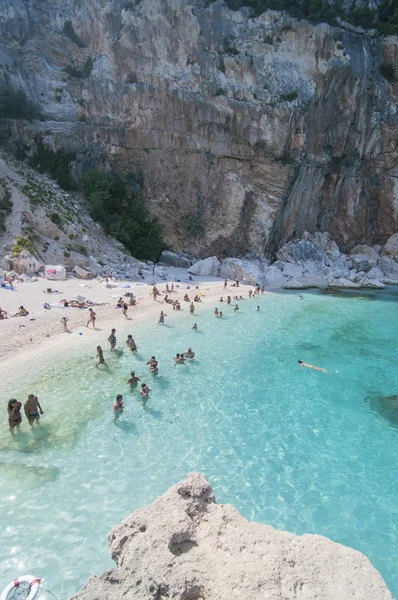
<box><xmin>159</xmin><ymin>311</ymin><xmax>166</xmax><ymax>324</ymax></box>
<box><xmin>223</xmin><ymin>279</ymin><xmax>228</xmax><ymax>290</ymax></box>
<box><xmin>113</xmin><ymin>394</ymin><xmax>124</xmax><ymax>420</ymax></box>
<box><xmin>24</xmin><ymin>394</ymin><xmax>44</xmax><ymax>427</ymax></box>
<box><xmin>7</xmin><ymin>399</ymin><xmax>22</xmax><ymax>432</ymax></box>
<box><xmin>87</xmin><ymin>308</ymin><xmax>96</xmax><ymax>328</ymax></box>
<box><xmin>126</xmin><ymin>334</ymin><xmax>137</xmax><ymax>352</ymax></box>
<box><xmin>108</xmin><ymin>328</ymin><xmax>117</xmax><ymax>350</ymax></box>
<box><xmin>61</xmin><ymin>316</ymin><xmax>68</xmax><ymax>332</ymax></box>
<box><xmin>128</xmin><ymin>371</ymin><xmax>140</xmax><ymax>388</ymax></box>
<box><xmin>122</xmin><ymin>302</ymin><xmax>129</xmax><ymax>318</ymax></box>
<box><xmin>298</xmin><ymin>360</ymin><xmax>328</xmax><ymax>373</ymax></box>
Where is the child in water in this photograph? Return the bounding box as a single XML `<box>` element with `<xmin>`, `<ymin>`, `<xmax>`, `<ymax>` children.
<box><xmin>113</xmin><ymin>394</ymin><xmax>124</xmax><ymax>419</ymax></box>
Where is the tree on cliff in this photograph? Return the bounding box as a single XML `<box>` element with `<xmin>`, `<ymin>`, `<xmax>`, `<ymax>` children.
<box><xmin>83</xmin><ymin>169</ymin><xmax>165</xmax><ymax>261</ymax></box>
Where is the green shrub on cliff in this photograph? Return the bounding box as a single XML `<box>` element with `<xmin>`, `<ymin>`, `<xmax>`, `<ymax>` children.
<box><xmin>0</xmin><ymin>86</ymin><xmax>40</xmax><ymax>120</ymax></box>
<box><xmin>83</xmin><ymin>169</ymin><xmax>165</xmax><ymax>261</ymax></box>
<box><xmin>63</xmin><ymin>20</ymin><xmax>86</xmax><ymax>48</ymax></box>
<box><xmin>30</xmin><ymin>138</ymin><xmax>76</xmax><ymax>190</ymax></box>
<box><xmin>0</xmin><ymin>182</ymin><xmax>12</xmax><ymax>232</ymax></box>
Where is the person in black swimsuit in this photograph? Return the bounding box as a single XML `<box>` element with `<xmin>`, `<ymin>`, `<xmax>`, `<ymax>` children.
<box><xmin>24</xmin><ymin>394</ymin><xmax>44</xmax><ymax>426</ymax></box>
<box><xmin>7</xmin><ymin>399</ymin><xmax>22</xmax><ymax>432</ymax></box>
<box><xmin>108</xmin><ymin>328</ymin><xmax>117</xmax><ymax>350</ymax></box>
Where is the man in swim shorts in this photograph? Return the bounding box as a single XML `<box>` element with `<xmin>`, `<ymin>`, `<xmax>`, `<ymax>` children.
<box><xmin>298</xmin><ymin>360</ymin><xmax>328</xmax><ymax>373</ymax></box>
<box><xmin>24</xmin><ymin>394</ymin><xmax>44</xmax><ymax>426</ymax></box>
<box><xmin>108</xmin><ymin>328</ymin><xmax>117</xmax><ymax>350</ymax></box>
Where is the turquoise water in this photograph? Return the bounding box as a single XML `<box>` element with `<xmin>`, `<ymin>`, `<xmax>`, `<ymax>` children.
<box><xmin>1</xmin><ymin>288</ymin><xmax>398</xmax><ymax>598</ymax></box>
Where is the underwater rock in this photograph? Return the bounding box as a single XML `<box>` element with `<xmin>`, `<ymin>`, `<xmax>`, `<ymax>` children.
<box><xmin>72</xmin><ymin>472</ymin><xmax>393</xmax><ymax>600</ymax></box>
<box><xmin>366</xmin><ymin>395</ymin><xmax>398</xmax><ymax>429</ymax></box>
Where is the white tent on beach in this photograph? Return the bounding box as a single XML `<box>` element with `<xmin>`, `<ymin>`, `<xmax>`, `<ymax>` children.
<box><xmin>45</xmin><ymin>265</ymin><xmax>67</xmax><ymax>280</ymax></box>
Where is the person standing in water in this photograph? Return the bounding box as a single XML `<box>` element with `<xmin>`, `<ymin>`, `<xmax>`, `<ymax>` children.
<box><xmin>126</xmin><ymin>334</ymin><xmax>137</xmax><ymax>352</ymax></box>
<box><xmin>146</xmin><ymin>356</ymin><xmax>158</xmax><ymax>373</ymax></box>
<box><xmin>7</xmin><ymin>399</ymin><xmax>22</xmax><ymax>432</ymax></box>
<box><xmin>87</xmin><ymin>308</ymin><xmax>96</xmax><ymax>328</ymax></box>
<box><xmin>189</xmin><ymin>302</ymin><xmax>195</xmax><ymax>314</ymax></box>
<box><xmin>140</xmin><ymin>383</ymin><xmax>151</xmax><ymax>397</ymax></box>
<box><xmin>108</xmin><ymin>328</ymin><xmax>117</xmax><ymax>350</ymax></box>
<box><xmin>192</xmin><ymin>323</ymin><xmax>198</xmax><ymax>330</ymax></box>
<box><xmin>24</xmin><ymin>394</ymin><xmax>44</xmax><ymax>426</ymax></box>
<box><xmin>96</xmin><ymin>345</ymin><xmax>105</xmax><ymax>365</ymax></box>
<box><xmin>113</xmin><ymin>395</ymin><xmax>125</xmax><ymax>420</ymax></box>
<box><xmin>159</xmin><ymin>311</ymin><xmax>166</xmax><ymax>324</ymax></box>
<box><xmin>128</xmin><ymin>371</ymin><xmax>140</xmax><ymax>388</ymax></box>
<box><xmin>298</xmin><ymin>360</ymin><xmax>328</xmax><ymax>373</ymax></box>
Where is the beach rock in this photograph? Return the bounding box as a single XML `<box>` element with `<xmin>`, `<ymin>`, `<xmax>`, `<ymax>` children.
<box><xmin>282</xmin><ymin>263</ymin><xmax>304</xmax><ymax>279</ymax></box>
<box><xmin>264</xmin><ymin>265</ymin><xmax>285</xmax><ymax>282</ymax></box>
<box><xmin>159</xmin><ymin>250</ymin><xmax>191</xmax><ymax>268</ymax></box>
<box><xmin>1</xmin><ymin>251</ymin><xmax>44</xmax><ymax>276</ymax></box>
<box><xmin>349</xmin><ymin>245</ymin><xmax>379</xmax><ymax>272</ymax></box>
<box><xmin>381</xmin><ymin>277</ymin><xmax>398</xmax><ymax>285</ymax></box>
<box><xmin>328</xmin><ymin>278</ymin><xmax>361</xmax><ymax>289</ymax></box>
<box><xmin>378</xmin><ymin>256</ymin><xmax>398</xmax><ymax>279</ymax></box>
<box><xmin>188</xmin><ymin>256</ymin><xmax>220</xmax><ymax>277</ymax></box>
<box><xmin>366</xmin><ymin>266</ymin><xmax>384</xmax><ymax>280</ymax></box>
<box><xmin>219</xmin><ymin>258</ymin><xmax>267</xmax><ymax>284</ymax></box>
<box><xmin>381</xmin><ymin>233</ymin><xmax>398</xmax><ymax>261</ymax></box>
<box><xmin>360</xmin><ymin>278</ymin><xmax>385</xmax><ymax>289</ymax></box>
<box><xmin>71</xmin><ymin>472</ymin><xmax>393</xmax><ymax>600</ymax></box>
<box><xmin>277</xmin><ymin>238</ymin><xmax>328</xmax><ymax>269</ymax></box>
<box><xmin>282</xmin><ymin>279</ymin><xmax>318</xmax><ymax>289</ymax></box>
<box><xmin>303</xmin><ymin>231</ymin><xmax>341</xmax><ymax>263</ymax></box>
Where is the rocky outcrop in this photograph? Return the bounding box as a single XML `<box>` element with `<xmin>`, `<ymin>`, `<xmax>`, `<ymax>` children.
<box><xmin>159</xmin><ymin>250</ymin><xmax>191</xmax><ymax>269</ymax></box>
<box><xmin>1</xmin><ymin>250</ymin><xmax>43</xmax><ymax>275</ymax></box>
<box><xmin>71</xmin><ymin>472</ymin><xmax>393</xmax><ymax>600</ymax></box>
<box><xmin>0</xmin><ymin>0</ymin><xmax>397</xmax><ymax>257</ymax></box>
<box><xmin>188</xmin><ymin>256</ymin><xmax>221</xmax><ymax>277</ymax></box>
<box><xmin>219</xmin><ymin>257</ymin><xmax>267</xmax><ymax>284</ymax></box>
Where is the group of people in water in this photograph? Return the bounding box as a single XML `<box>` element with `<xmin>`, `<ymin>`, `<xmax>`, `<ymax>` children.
<box><xmin>7</xmin><ymin>394</ymin><xmax>44</xmax><ymax>433</ymax></box>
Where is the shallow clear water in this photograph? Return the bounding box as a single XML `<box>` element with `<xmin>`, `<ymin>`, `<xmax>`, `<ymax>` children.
<box><xmin>1</xmin><ymin>288</ymin><xmax>398</xmax><ymax>598</ymax></box>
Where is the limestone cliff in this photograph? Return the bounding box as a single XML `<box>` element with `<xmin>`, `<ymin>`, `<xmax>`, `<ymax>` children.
<box><xmin>0</xmin><ymin>0</ymin><xmax>397</xmax><ymax>258</ymax></box>
<box><xmin>71</xmin><ymin>472</ymin><xmax>393</xmax><ymax>600</ymax></box>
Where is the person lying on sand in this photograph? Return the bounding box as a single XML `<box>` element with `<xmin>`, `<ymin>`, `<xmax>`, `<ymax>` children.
<box><xmin>298</xmin><ymin>360</ymin><xmax>328</xmax><ymax>373</ymax></box>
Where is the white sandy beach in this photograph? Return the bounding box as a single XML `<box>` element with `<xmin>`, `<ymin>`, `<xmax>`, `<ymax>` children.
<box><xmin>0</xmin><ymin>268</ymin><xmax>262</xmax><ymax>373</ymax></box>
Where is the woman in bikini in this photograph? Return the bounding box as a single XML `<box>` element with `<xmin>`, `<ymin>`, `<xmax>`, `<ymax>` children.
<box><xmin>7</xmin><ymin>399</ymin><xmax>22</xmax><ymax>432</ymax></box>
<box><xmin>108</xmin><ymin>328</ymin><xmax>117</xmax><ymax>350</ymax></box>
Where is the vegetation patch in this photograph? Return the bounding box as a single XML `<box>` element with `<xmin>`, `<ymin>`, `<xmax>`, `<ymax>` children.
<box><xmin>0</xmin><ymin>182</ymin><xmax>12</xmax><ymax>232</ymax></box>
<box><xmin>380</xmin><ymin>62</ymin><xmax>396</xmax><ymax>82</ymax></box>
<box><xmin>280</xmin><ymin>90</ymin><xmax>298</xmax><ymax>102</ymax></box>
<box><xmin>63</xmin><ymin>20</ymin><xmax>86</xmax><ymax>48</ymax></box>
<box><xmin>64</xmin><ymin>56</ymin><xmax>94</xmax><ymax>79</ymax></box>
<box><xmin>12</xmin><ymin>235</ymin><xmax>34</xmax><ymax>255</ymax></box>
<box><xmin>0</xmin><ymin>86</ymin><xmax>41</xmax><ymax>120</ymax></box>
<box><xmin>184</xmin><ymin>215</ymin><xmax>205</xmax><ymax>238</ymax></box>
<box><xmin>83</xmin><ymin>169</ymin><xmax>165</xmax><ymax>261</ymax></box>
<box><xmin>29</xmin><ymin>137</ymin><xmax>76</xmax><ymax>190</ymax></box>
<box><xmin>223</xmin><ymin>0</ymin><xmax>396</xmax><ymax>33</ymax></box>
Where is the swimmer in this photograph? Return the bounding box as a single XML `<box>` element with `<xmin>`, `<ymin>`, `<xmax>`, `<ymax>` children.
<box><xmin>108</xmin><ymin>328</ymin><xmax>117</xmax><ymax>350</ymax></box>
<box><xmin>299</xmin><ymin>295</ymin><xmax>303</xmax><ymax>300</ymax></box>
<box><xmin>234</xmin><ymin>304</ymin><xmax>239</xmax><ymax>311</ymax></box>
<box><xmin>226</xmin><ymin>296</ymin><xmax>231</xmax><ymax>305</ymax></box>
<box><xmin>298</xmin><ymin>360</ymin><xmax>328</xmax><ymax>373</ymax></box>
<box><xmin>192</xmin><ymin>323</ymin><xmax>198</xmax><ymax>330</ymax></box>
<box><xmin>173</xmin><ymin>353</ymin><xmax>186</xmax><ymax>365</ymax></box>
<box><xmin>189</xmin><ymin>302</ymin><xmax>195</xmax><ymax>314</ymax></box>
<box><xmin>96</xmin><ymin>345</ymin><xmax>105</xmax><ymax>365</ymax></box>
<box><xmin>140</xmin><ymin>383</ymin><xmax>151</xmax><ymax>397</ymax></box>
<box><xmin>158</xmin><ymin>310</ymin><xmax>167</xmax><ymax>324</ymax></box>
<box><xmin>24</xmin><ymin>394</ymin><xmax>44</xmax><ymax>427</ymax></box>
<box><xmin>214</xmin><ymin>308</ymin><xmax>219</xmax><ymax>317</ymax></box>
<box><xmin>7</xmin><ymin>398</ymin><xmax>22</xmax><ymax>432</ymax></box>
<box><xmin>185</xmin><ymin>347</ymin><xmax>195</xmax><ymax>359</ymax></box>
<box><xmin>128</xmin><ymin>371</ymin><xmax>140</xmax><ymax>388</ymax></box>
<box><xmin>257</xmin><ymin>306</ymin><xmax>260</xmax><ymax>311</ymax></box>
<box><xmin>219</xmin><ymin>311</ymin><xmax>223</xmax><ymax>317</ymax></box>
<box><xmin>113</xmin><ymin>394</ymin><xmax>125</xmax><ymax>419</ymax></box>
<box><xmin>146</xmin><ymin>356</ymin><xmax>158</xmax><ymax>373</ymax></box>
<box><xmin>126</xmin><ymin>334</ymin><xmax>137</xmax><ymax>352</ymax></box>
<box><xmin>220</xmin><ymin>297</ymin><xmax>224</xmax><ymax>302</ymax></box>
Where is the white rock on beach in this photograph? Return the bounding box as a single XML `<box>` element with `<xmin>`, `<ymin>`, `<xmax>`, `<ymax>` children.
<box><xmin>1</xmin><ymin>250</ymin><xmax>44</xmax><ymax>276</ymax></box>
<box><xmin>378</xmin><ymin>255</ymin><xmax>398</xmax><ymax>279</ymax></box>
<box><xmin>188</xmin><ymin>256</ymin><xmax>220</xmax><ymax>277</ymax></box>
<box><xmin>349</xmin><ymin>245</ymin><xmax>379</xmax><ymax>272</ymax></box>
<box><xmin>219</xmin><ymin>257</ymin><xmax>267</xmax><ymax>284</ymax></box>
<box><xmin>366</xmin><ymin>266</ymin><xmax>384</xmax><ymax>280</ymax></box>
<box><xmin>328</xmin><ymin>278</ymin><xmax>361</xmax><ymax>289</ymax></box>
<box><xmin>159</xmin><ymin>250</ymin><xmax>191</xmax><ymax>268</ymax></box>
<box><xmin>71</xmin><ymin>472</ymin><xmax>393</xmax><ymax>600</ymax></box>
<box><xmin>381</xmin><ymin>233</ymin><xmax>398</xmax><ymax>261</ymax></box>
<box><xmin>360</xmin><ymin>278</ymin><xmax>385</xmax><ymax>289</ymax></box>
<box><xmin>264</xmin><ymin>265</ymin><xmax>285</xmax><ymax>282</ymax></box>
<box><xmin>282</xmin><ymin>278</ymin><xmax>318</xmax><ymax>289</ymax></box>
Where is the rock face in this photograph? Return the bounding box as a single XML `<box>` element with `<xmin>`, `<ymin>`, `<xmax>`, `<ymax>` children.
<box><xmin>0</xmin><ymin>0</ymin><xmax>397</xmax><ymax>258</ymax></box>
<box><xmin>219</xmin><ymin>257</ymin><xmax>267</xmax><ymax>284</ymax></box>
<box><xmin>1</xmin><ymin>250</ymin><xmax>43</xmax><ymax>275</ymax></box>
<box><xmin>71</xmin><ymin>472</ymin><xmax>393</xmax><ymax>600</ymax></box>
<box><xmin>159</xmin><ymin>250</ymin><xmax>191</xmax><ymax>268</ymax></box>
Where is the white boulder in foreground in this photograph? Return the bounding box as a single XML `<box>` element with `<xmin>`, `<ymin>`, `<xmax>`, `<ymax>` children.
<box><xmin>188</xmin><ymin>256</ymin><xmax>221</xmax><ymax>276</ymax></box>
<box><xmin>71</xmin><ymin>473</ymin><xmax>392</xmax><ymax>600</ymax></box>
